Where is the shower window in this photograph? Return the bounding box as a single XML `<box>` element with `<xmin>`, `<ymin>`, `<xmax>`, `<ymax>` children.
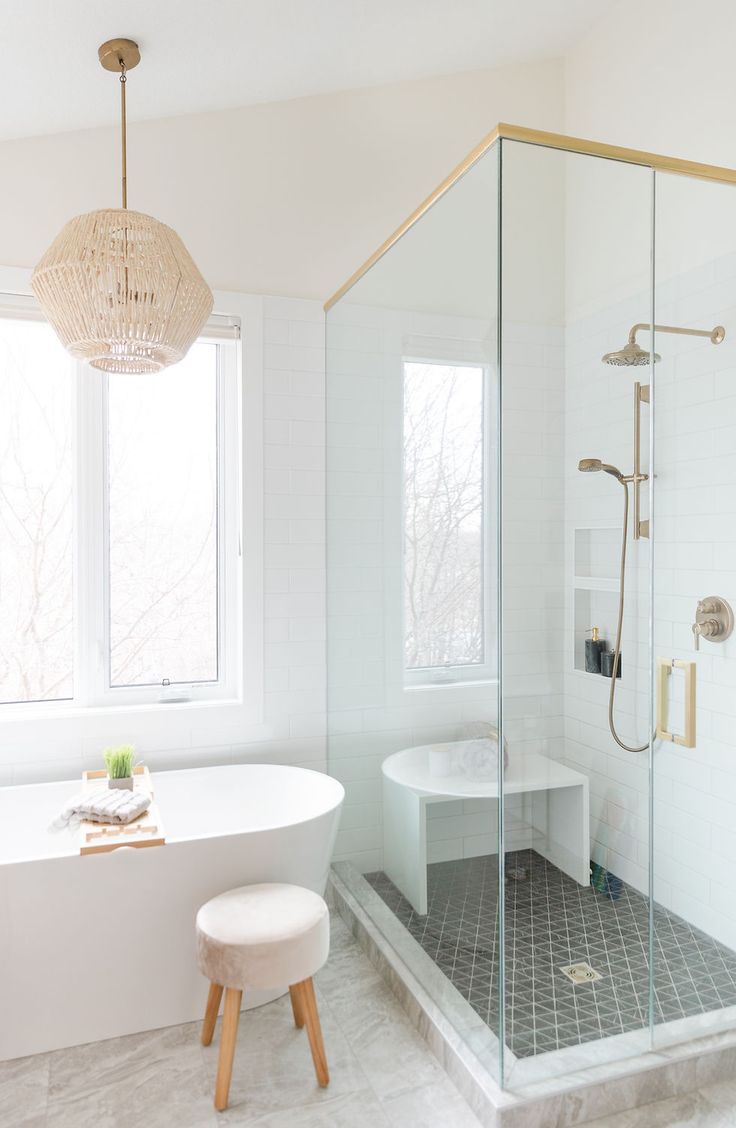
<box><xmin>402</xmin><ymin>358</ymin><xmax>493</xmax><ymax>685</ymax></box>
<box><xmin>0</xmin><ymin>294</ymin><xmax>242</xmax><ymax>710</ymax></box>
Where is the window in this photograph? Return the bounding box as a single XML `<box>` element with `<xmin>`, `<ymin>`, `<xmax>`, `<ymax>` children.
<box><xmin>402</xmin><ymin>358</ymin><xmax>493</xmax><ymax>685</ymax></box>
<box><xmin>0</xmin><ymin>297</ymin><xmax>241</xmax><ymax>709</ymax></box>
<box><xmin>0</xmin><ymin>317</ymin><xmax>74</xmax><ymax>704</ymax></box>
<box><xmin>107</xmin><ymin>344</ymin><xmax>220</xmax><ymax>688</ymax></box>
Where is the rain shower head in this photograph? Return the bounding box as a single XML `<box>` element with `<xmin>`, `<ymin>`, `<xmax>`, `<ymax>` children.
<box><xmin>601</xmin><ymin>340</ymin><xmax>660</xmax><ymax>367</ymax></box>
<box><xmin>577</xmin><ymin>458</ymin><xmax>625</xmax><ymax>482</ymax></box>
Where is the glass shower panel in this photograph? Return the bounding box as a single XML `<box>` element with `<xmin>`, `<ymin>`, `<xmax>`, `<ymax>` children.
<box><xmin>326</xmin><ymin>144</ymin><xmax>503</xmax><ymax>1081</ymax></box>
<box><xmin>499</xmin><ymin>140</ymin><xmax>654</xmax><ymax>1085</ymax></box>
<box><xmin>652</xmin><ymin>170</ymin><xmax>736</xmax><ymax>1048</ymax></box>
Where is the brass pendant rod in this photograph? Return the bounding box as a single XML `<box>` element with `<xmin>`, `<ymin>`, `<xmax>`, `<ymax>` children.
<box><xmin>120</xmin><ymin>62</ymin><xmax>128</xmax><ymax>209</ymax></box>
<box><xmin>97</xmin><ymin>41</ymin><xmax>139</xmax><ymax>208</ymax></box>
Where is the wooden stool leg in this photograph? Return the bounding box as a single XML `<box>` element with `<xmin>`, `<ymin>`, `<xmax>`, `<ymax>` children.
<box><xmin>293</xmin><ymin>977</ymin><xmax>329</xmax><ymax>1088</ymax></box>
<box><xmin>201</xmin><ymin>982</ymin><xmax>223</xmax><ymax>1046</ymax></box>
<box><xmin>214</xmin><ymin>987</ymin><xmax>242</xmax><ymax>1111</ymax></box>
<box><xmin>289</xmin><ymin>984</ymin><xmax>305</xmax><ymax>1028</ymax></box>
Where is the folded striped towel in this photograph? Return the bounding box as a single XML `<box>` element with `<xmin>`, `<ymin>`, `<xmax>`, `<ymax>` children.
<box><xmin>53</xmin><ymin>788</ymin><xmax>151</xmax><ymax>829</ymax></box>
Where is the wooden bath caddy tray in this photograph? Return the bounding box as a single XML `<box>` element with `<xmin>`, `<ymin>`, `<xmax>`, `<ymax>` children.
<box><xmin>79</xmin><ymin>765</ymin><xmax>166</xmax><ymax>855</ymax></box>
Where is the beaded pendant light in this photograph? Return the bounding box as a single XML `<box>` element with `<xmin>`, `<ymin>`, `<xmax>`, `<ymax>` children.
<box><xmin>31</xmin><ymin>39</ymin><xmax>213</xmax><ymax>374</ymax></box>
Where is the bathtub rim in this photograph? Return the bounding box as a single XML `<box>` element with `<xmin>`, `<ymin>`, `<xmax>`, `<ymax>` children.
<box><xmin>0</xmin><ymin>762</ymin><xmax>345</xmax><ymax>867</ymax></box>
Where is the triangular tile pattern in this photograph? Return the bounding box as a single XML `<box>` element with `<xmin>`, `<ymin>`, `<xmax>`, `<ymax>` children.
<box><xmin>366</xmin><ymin>851</ymin><xmax>736</xmax><ymax>1057</ymax></box>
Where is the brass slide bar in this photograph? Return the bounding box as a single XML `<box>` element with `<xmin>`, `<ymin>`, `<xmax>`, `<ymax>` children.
<box><xmin>633</xmin><ymin>381</ymin><xmax>649</xmax><ymax>540</ymax></box>
<box><xmin>324</xmin><ymin>123</ymin><xmax>736</xmax><ymax>312</ymax></box>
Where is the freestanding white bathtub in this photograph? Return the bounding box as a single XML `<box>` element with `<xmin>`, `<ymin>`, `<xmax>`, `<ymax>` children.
<box><xmin>0</xmin><ymin>764</ymin><xmax>344</xmax><ymax>1060</ymax></box>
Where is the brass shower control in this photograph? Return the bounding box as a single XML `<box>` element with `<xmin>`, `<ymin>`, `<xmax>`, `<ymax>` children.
<box><xmin>692</xmin><ymin>596</ymin><xmax>734</xmax><ymax>651</ymax></box>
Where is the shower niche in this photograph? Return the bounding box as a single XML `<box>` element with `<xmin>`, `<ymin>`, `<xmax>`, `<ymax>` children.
<box><xmin>573</xmin><ymin>526</ymin><xmax>621</xmax><ymax>676</ymax></box>
<box><xmin>326</xmin><ymin>123</ymin><xmax>736</xmax><ymax>1103</ymax></box>
<box><xmin>573</xmin><ymin>526</ymin><xmax>620</xmax><ymax>581</ymax></box>
<box><xmin>572</xmin><ymin>588</ymin><xmax>619</xmax><ymax>675</ymax></box>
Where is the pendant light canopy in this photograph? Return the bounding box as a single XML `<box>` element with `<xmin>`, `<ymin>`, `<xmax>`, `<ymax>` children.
<box><xmin>31</xmin><ymin>39</ymin><xmax>213</xmax><ymax>374</ymax></box>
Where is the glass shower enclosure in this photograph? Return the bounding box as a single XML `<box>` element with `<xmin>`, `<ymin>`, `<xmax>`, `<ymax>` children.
<box><xmin>325</xmin><ymin>124</ymin><xmax>736</xmax><ymax>1090</ymax></box>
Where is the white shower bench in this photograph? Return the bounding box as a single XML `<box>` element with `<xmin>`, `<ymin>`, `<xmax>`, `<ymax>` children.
<box><xmin>381</xmin><ymin>743</ymin><xmax>590</xmax><ymax>915</ymax></box>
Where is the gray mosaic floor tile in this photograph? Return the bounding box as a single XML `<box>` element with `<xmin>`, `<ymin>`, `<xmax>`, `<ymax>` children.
<box><xmin>366</xmin><ymin>850</ymin><xmax>736</xmax><ymax>1057</ymax></box>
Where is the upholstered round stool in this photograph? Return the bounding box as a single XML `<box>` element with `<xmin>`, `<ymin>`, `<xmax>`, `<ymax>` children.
<box><xmin>196</xmin><ymin>882</ymin><xmax>330</xmax><ymax>1111</ymax></box>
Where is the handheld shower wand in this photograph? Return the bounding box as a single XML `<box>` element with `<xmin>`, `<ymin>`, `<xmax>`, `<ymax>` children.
<box><xmin>577</xmin><ymin>458</ymin><xmax>648</xmax><ymax>754</ymax></box>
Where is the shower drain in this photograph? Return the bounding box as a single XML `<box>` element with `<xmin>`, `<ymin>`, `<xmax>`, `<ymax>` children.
<box><xmin>560</xmin><ymin>961</ymin><xmax>603</xmax><ymax>985</ymax></box>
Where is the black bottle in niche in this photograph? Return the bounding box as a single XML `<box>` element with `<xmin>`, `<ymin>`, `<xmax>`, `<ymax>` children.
<box><xmin>601</xmin><ymin>649</ymin><xmax>622</xmax><ymax>679</ymax></box>
<box><xmin>585</xmin><ymin>626</ymin><xmax>605</xmax><ymax>673</ymax></box>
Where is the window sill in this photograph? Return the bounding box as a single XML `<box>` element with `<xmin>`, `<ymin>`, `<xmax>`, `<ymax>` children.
<box><xmin>0</xmin><ymin>696</ymin><xmax>247</xmax><ymax>723</ymax></box>
<box><xmin>0</xmin><ymin>696</ymin><xmax>267</xmax><ymax>763</ymax></box>
<box><xmin>403</xmin><ymin>678</ymin><xmax>498</xmax><ymax>693</ymax></box>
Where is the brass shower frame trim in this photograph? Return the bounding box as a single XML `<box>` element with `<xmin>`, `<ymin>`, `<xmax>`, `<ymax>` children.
<box><xmin>324</xmin><ymin>123</ymin><xmax>736</xmax><ymax>312</ymax></box>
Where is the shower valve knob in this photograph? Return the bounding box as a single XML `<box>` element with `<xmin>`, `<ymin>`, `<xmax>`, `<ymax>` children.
<box><xmin>693</xmin><ymin>619</ymin><xmax>719</xmax><ymax>651</ymax></box>
<box><xmin>692</xmin><ymin>596</ymin><xmax>734</xmax><ymax>651</ymax></box>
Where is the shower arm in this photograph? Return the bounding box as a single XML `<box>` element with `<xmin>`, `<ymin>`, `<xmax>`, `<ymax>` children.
<box><xmin>627</xmin><ymin>322</ymin><xmax>725</xmax><ymax>346</ymax></box>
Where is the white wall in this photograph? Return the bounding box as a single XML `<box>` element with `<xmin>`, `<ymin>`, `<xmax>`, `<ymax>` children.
<box><xmin>0</xmin><ymin>60</ymin><xmax>563</xmax><ymax>303</ymax></box>
<box><xmin>564</xmin><ymin>0</ymin><xmax>736</xmax><ymax>322</ymax></box>
<box><xmin>564</xmin><ymin>0</ymin><xmax>736</xmax><ymax>168</ymax></box>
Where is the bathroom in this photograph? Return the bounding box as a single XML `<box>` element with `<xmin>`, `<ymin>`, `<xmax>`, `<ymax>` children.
<box><xmin>3</xmin><ymin>2</ymin><xmax>736</xmax><ymax>1126</ymax></box>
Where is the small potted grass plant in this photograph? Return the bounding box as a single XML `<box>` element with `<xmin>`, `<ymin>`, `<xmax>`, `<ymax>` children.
<box><xmin>104</xmin><ymin>745</ymin><xmax>136</xmax><ymax>791</ymax></box>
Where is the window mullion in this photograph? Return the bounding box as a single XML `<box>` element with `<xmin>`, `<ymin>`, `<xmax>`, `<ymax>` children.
<box><xmin>219</xmin><ymin>343</ymin><xmax>241</xmax><ymax>695</ymax></box>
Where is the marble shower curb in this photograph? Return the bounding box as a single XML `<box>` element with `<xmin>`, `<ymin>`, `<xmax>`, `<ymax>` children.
<box><xmin>329</xmin><ymin>861</ymin><xmax>736</xmax><ymax>1128</ymax></box>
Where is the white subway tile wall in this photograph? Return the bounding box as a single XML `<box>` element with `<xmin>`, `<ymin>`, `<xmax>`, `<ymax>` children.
<box><xmin>328</xmin><ymin>250</ymin><xmax>736</xmax><ymax>958</ymax></box>
<box><xmin>563</xmin><ymin>253</ymin><xmax>736</xmax><ymax>953</ymax></box>
<box><xmin>563</xmin><ymin>292</ymin><xmax>653</xmax><ymax>903</ymax></box>
<box><xmin>651</xmin><ymin>255</ymin><xmax>736</xmax><ymax>951</ymax></box>
<box><xmin>326</xmin><ymin>303</ymin><xmax>564</xmax><ymax>870</ymax></box>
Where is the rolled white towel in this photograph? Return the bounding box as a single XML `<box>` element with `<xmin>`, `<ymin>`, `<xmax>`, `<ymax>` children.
<box><xmin>53</xmin><ymin>789</ymin><xmax>151</xmax><ymax>829</ymax></box>
<box><xmin>456</xmin><ymin>738</ymin><xmax>499</xmax><ymax>780</ymax></box>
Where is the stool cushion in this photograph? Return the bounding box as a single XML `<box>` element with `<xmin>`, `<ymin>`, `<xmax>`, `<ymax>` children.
<box><xmin>196</xmin><ymin>883</ymin><xmax>330</xmax><ymax>991</ymax></box>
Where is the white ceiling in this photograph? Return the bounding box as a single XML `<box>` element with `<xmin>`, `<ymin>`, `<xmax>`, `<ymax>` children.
<box><xmin>0</xmin><ymin>1</ymin><xmax>612</xmax><ymax>141</ymax></box>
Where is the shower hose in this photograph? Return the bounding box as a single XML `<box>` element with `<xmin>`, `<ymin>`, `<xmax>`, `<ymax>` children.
<box><xmin>609</xmin><ymin>478</ymin><xmax>648</xmax><ymax>754</ymax></box>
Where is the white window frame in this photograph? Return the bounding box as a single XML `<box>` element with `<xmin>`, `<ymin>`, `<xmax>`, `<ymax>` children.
<box><xmin>79</xmin><ymin>323</ymin><xmax>240</xmax><ymax>707</ymax></box>
<box><xmin>0</xmin><ymin>267</ymin><xmax>264</xmax><ymax>751</ymax></box>
<box><xmin>401</xmin><ymin>353</ymin><xmax>496</xmax><ymax>689</ymax></box>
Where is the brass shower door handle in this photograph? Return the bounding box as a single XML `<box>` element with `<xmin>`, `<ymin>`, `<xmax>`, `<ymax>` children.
<box><xmin>656</xmin><ymin>657</ymin><xmax>696</xmax><ymax>748</ymax></box>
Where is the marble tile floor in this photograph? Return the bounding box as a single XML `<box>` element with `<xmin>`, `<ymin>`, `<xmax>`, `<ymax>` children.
<box><xmin>581</xmin><ymin>1080</ymin><xmax>736</xmax><ymax>1127</ymax></box>
<box><xmin>0</xmin><ymin>915</ymin><xmax>485</xmax><ymax>1128</ymax></box>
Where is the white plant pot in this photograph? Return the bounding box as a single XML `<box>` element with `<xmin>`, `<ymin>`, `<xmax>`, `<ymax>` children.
<box><xmin>108</xmin><ymin>776</ymin><xmax>134</xmax><ymax>791</ymax></box>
